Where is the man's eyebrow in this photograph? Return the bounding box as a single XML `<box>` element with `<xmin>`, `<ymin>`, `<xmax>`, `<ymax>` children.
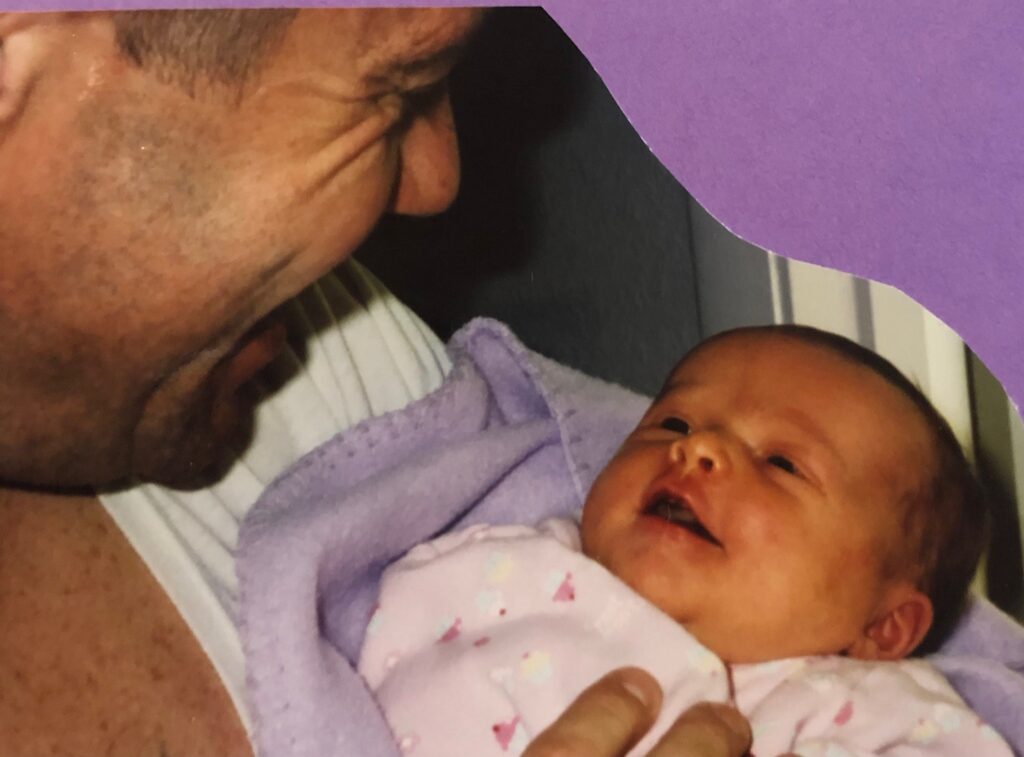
<box><xmin>364</xmin><ymin>45</ymin><xmax>461</xmax><ymax>93</ymax></box>
<box><xmin>369</xmin><ymin>19</ymin><xmax>483</xmax><ymax>87</ymax></box>
<box><xmin>387</xmin><ymin>44</ymin><xmax>466</xmax><ymax>79</ymax></box>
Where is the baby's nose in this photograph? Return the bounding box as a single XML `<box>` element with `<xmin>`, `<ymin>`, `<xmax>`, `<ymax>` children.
<box><xmin>669</xmin><ymin>432</ymin><xmax>731</xmax><ymax>476</ymax></box>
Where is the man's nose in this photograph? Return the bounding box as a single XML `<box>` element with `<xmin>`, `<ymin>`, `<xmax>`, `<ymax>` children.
<box><xmin>390</xmin><ymin>92</ymin><xmax>461</xmax><ymax>217</ymax></box>
<box><xmin>668</xmin><ymin>431</ymin><xmax>732</xmax><ymax>476</ymax></box>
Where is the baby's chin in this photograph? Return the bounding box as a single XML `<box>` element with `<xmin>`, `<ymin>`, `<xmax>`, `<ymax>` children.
<box><xmin>683</xmin><ymin>619</ymin><xmax>865</xmax><ymax>665</ymax></box>
<box><xmin>584</xmin><ymin>542</ymin><xmax>863</xmax><ymax>664</ymax></box>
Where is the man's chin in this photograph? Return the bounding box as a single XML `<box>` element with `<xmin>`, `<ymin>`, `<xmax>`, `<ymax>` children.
<box><xmin>132</xmin><ymin>428</ymin><xmax>251</xmax><ymax>491</ymax></box>
<box><xmin>134</xmin><ymin>446</ymin><xmax>235</xmax><ymax>490</ymax></box>
<box><xmin>130</xmin><ymin>386</ymin><xmax>258</xmax><ymax>491</ymax></box>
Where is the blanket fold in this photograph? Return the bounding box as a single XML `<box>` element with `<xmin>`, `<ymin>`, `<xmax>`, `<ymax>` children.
<box><xmin>238</xmin><ymin>318</ymin><xmax>1024</xmax><ymax>757</ymax></box>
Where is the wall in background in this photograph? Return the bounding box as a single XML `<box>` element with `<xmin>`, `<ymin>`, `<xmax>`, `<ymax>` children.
<box><xmin>971</xmin><ymin>357</ymin><xmax>1024</xmax><ymax>616</ymax></box>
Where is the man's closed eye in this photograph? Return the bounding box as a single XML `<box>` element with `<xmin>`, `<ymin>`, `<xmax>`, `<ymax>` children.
<box><xmin>767</xmin><ymin>455</ymin><xmax>798</xmax><ymax>475</ymax></box>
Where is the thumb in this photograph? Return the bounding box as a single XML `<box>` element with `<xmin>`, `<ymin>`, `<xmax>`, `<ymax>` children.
<box><xmin>523</xmin><ymin>667</ymin><xmax>662</xmax><ymax>757</ymax></box>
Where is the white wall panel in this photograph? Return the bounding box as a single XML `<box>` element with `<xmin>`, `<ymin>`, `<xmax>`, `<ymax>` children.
<box><xmin>868</xmin><ymin>280</ymin><xmax>973</xmax><ymax>458</ymax></box>
<box><xmin>784</xmin><ymin>257</ymin><xmax>861</xmax><ymax>343</ymax></box>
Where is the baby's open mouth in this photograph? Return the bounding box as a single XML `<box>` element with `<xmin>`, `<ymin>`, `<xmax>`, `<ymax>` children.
<box><xmin>643</xmin><ymin>493</ymin><xmax>722</xmax><ymax>547</ymax></box>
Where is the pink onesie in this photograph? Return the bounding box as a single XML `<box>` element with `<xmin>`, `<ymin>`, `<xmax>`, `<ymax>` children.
<box><xmin>358</xmin><ymin>520</ymin><xmax>1012</xmax><ymax>757</ymax></box>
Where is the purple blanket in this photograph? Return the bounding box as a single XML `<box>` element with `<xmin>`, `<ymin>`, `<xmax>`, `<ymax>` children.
<box><xmin>238</xmin><ymin>318</ymin><xmax>1024</xmax><ymax>757</ymax></box>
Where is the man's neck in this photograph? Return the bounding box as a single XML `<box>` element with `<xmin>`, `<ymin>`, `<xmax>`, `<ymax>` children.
<box><xmin>0</xmin><ymin>486</ymin><xmax>251</xmax><ymax>756</ymax></box>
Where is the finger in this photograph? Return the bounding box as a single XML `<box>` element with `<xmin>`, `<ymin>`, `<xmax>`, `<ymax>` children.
<box><xmin>523</xmin><ymin>667</ymin><xmax>663</xmax><ymax>757</ymax></box>
<box><xmin>646</xmin><ymin>702</ymin><xmax>753</xmax><ymax>757</ymax></box>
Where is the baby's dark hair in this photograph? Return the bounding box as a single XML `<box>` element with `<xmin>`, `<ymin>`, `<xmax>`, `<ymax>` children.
<box><xmin>690</xmin><ymin>325</ymin><xmax>989</xmax><ymax>654</ymax></box>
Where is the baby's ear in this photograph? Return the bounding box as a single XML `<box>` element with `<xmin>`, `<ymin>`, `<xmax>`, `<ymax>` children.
<box><xmin>847</xmin><ymin>585</ymin><xmax>934</xmax><ymax>661</ymax></box>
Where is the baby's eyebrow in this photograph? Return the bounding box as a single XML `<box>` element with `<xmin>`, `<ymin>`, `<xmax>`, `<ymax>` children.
<box><xmin>654</xmin><ymin>377</ymin><xmax>698</xmax><ymax>402</ymax></box>
<box><xmin>770</xmin><ymin>409</ymin><xmax>845</xmax><ymax>476</ymax></box>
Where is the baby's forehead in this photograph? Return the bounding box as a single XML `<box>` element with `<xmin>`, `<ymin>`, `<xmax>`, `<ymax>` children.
<box><xmin>665</xmin><ymin>330</ymin><xmax>838</xmax><ymax>386</ymax></box>
<box><xmin>660</xmin><ymin>331</ymin><xmax>936</xmax><ymax>478</ymax></box>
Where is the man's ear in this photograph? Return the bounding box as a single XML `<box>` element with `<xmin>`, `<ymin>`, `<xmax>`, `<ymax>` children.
<box><xmin>0</xmin><ymin>13</ymin><xmax>65</xmax><ymax>126</ymax></box>
<box><xmin>846</xmin><ymin>585</ymin><xmax>934</xmax><ymax>661</ymax></box>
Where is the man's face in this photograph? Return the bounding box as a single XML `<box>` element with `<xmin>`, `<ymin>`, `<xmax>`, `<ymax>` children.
<box><xmin>581</xmin><ymin>332</ymin><xmax>933</xmax><ymax>663</ymax></box>
<box><xmin>0</xmin><ymin>9</ymin><xmax>480</xmax><ymax>487</ymax></box>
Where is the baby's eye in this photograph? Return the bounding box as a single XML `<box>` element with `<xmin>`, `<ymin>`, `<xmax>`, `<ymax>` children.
<box><xmin>767</xmin><ymin>455</ymin><xmax>798</xmax><ymax>475</ymax></box>
<box><xmin>659</xmin><ymin>417</ymin><xmax>690</xmax><ymax>435</ymax></box>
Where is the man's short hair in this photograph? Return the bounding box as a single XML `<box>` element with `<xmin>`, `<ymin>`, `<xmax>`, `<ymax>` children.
<box><xmin>690</xmin><ymin>324</ymin><xmax>990</xmax><ymax>654</ymax></box>
<box><xmin>113</xmin><ymin>10</ymin><xmax>298</xmax><ymax>95</ymax></box>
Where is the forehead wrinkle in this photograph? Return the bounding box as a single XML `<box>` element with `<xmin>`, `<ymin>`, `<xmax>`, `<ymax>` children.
<box><xmin>356</xmin><ymin>9</ymin><xmax>480</xmax><ymax>88</ymax></box>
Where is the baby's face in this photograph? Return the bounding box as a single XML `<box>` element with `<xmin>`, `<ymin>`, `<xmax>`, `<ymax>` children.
<box><xmin>581</xmin><ymin>332</ymin><xmax>933</xmax><ymax>663</ymax></box>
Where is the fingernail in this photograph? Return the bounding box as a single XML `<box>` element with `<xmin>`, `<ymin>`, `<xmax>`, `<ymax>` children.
<box><xmin>617</xmin><ymin>667</ymin><xmax>660</xmax><ymax>709</ymax></box>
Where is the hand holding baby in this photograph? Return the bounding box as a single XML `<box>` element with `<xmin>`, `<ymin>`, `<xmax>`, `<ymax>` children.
<box><xmin>523</xmin><ymin>667</ymin><xmax>754</xmax><ymax>757</ymax></box>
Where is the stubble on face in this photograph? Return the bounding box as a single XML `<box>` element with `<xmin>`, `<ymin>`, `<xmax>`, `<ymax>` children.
<box><xmin>0</xmin><ymin>9</ymin><xmax>483</xmax><ymax>489</ymax></box>
<box><xmin>0</xmin><ymin>44</ymin><xmax>278</xmax><ymax>487</ymax></box>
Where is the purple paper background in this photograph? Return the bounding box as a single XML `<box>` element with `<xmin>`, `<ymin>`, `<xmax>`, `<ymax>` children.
<box><xmin>6</xmin><ymin>1</ymin><xmax>1023</xmax><ymax>412</ymax></box>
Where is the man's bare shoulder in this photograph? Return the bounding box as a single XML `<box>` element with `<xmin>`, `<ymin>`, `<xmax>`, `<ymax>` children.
<box><xmin>0</xmin><ymin>489</ymin><xmax>251</xmax><ymax>757</ymax></box>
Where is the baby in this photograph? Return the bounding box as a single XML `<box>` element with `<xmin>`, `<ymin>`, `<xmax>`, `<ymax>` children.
<box><xmin>359</xmin><ymin>326</ymin><xmax>1009</xmax><ymax>756</ymax></box>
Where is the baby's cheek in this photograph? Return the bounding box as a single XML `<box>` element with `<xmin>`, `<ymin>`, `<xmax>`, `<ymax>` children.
<box><xmin>802</xmin><ymin>543</ymin><xmax>879</xmax><ymax>623</ymax></box>
<box><xmin>585</xmin><ymin>452</ymin><xmax>651</xmax><ymax>518</ymax></box>
<box><xmin>828</xmin><ymin>540</ymin><xmax>884</xmax><ymax>593</ymax></box>
<box><xmin>730</xmin><ymin>501</ymin><xmax>785</xmax><ymax>546</ymax></box>
<box><xmin>579</xmin><ymin>487</ymin><xmax>625</xmax><ymax>563</ymax></box>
